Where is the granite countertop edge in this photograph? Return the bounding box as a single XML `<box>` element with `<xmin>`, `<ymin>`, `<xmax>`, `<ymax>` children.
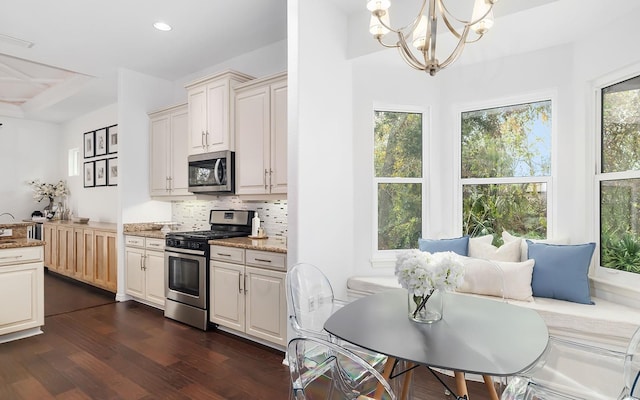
<box><xmin>0</xmin><ymin>239</ymin><xmax>45</xmax><ymax>249</ymax></box>
<box><xmin>208</xmin><ymin>237</ymin><xmax>287</xmax><ymax>254</ymax></box>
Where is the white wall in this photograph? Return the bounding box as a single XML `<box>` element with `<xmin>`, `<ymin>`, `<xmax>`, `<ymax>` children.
<box><xmin>292</xmin><ymin>0</ymin><xmax>354</xmax><ymax>299</ymax></box>
<box><xmin>60</xmin><ymin>103</ymin><xmax>118</xmax><ymax>222</ymax></box>
<box><xmin>0</xmin><ymin>117</ymin><xmax>60</xmax><ymax>221</ymax></box>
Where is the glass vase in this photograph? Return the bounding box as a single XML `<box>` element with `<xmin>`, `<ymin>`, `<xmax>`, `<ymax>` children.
<box><xmin>408</xmin><ymin>289</ymin><xmax>443</xmax><ymax>323</ymax></box>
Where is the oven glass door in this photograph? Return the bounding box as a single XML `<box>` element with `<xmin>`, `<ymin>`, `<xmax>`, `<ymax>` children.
<box><xmin>165</xmin><ymin>250</ymin><xmax>206</xmax><ymax>309</ymax></box>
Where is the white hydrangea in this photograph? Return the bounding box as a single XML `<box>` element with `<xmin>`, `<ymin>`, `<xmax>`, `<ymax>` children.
<box><xmin>28</xmin><ymin>179</ymin><xmax>69</xmax><ymax>202</ymax></box>
<box><xmin>395</xmin><ymin>249</ymin><xmax>465</xmax><ymax>297</ymax></box>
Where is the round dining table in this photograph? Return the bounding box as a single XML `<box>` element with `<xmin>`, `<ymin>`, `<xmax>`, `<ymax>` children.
<box><xmin>324</xmin><ymin>288</ymin><xmax>549</xmax><ymax>399</ymax></box>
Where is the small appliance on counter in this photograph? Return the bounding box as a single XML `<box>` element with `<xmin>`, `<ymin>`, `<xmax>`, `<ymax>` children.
<box><xmin>164</xmin><ymin>209</ymin><xmax>255</xmax><ymax>330</ymax></box>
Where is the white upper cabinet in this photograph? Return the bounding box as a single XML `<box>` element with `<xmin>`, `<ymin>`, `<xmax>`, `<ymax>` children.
<box><xmin>185</xmin><ymin>70</ymin><xmax>254</xmax><ymax>155</ymax></box>
<box><xmin>234</xmin><ymin>72</ymin><xmax>287</xmax><ymax>195</ymax></box>
<box><xmin>149</xmin><ymin>103</ymin><xmax>192</xmax><ymax>197</ymax></box>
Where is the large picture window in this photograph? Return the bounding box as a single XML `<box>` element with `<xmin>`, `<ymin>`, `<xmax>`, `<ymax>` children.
<box><xmin>598</xmin><ymin>75</ymin><xmax>640</xmax><ymax>274</ymax></box>
<box><xmin>374</xmin><ymin>109</ymin><xmax>424</xmax><ymax>251</ymax></box>
<box><xmin>460</xmin><ymin>100</ymin><xmax>552</xmax><ymax>241</ymax></box>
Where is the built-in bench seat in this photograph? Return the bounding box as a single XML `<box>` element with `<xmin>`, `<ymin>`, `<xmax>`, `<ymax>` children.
<box><xmin>347</xmin><ymin>275</ymin><xmax>640</xmax><ymax>351</ymax></box>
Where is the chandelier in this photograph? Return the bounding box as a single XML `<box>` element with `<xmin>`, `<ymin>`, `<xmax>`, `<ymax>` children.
<box><xmin>367</xmin><ymin>0</ymin><xmax>497</xmax><ymax>76</ymax></box>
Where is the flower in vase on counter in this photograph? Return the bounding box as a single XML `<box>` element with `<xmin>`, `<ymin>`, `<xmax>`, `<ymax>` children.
<box><xmin>28</xmin><ymin>179</ymin><xmax>70</xmax><ymax>203</ymax></box>
<box><xmin>395</xmin><ymin>249</ymin><xmax>465</xmax><ymax>297</ymax></box>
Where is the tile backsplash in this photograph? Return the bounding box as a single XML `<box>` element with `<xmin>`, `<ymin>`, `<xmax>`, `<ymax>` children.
<box><xmin>172</xmin><ymin>198</ymin><xmax>288</xmax><ymax>238</ymax></box>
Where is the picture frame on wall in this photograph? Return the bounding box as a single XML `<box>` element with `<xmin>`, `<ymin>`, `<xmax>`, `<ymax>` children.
<box><xmin>83</xmin><ymin>162</ymin><xmax>95</xmax><ymax>187</ymax></box>
<box><xmin>95</xmin><ymin>128</ymin><xmax>107</xmax><ymax>156</ymax></box>
<box><xmin>84</xmin><ymin>131</ymin><xmax>94</xmax><ymax>158</ymax></box>
<box><xmin>107</xmin><ymin>125</ymin><xmax>118</xmax><ymax>154</ymax></box>
<box><xmin>95</xmin><ymin>159</ymin><xmax>107</xmax><ymax>187</ymax></box>
<box><xmin>107</xmin><ymin>157</ymin><xmax>118</xmax><ymax>186</ymax></box>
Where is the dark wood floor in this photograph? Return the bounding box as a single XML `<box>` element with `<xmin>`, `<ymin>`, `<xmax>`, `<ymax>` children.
<box><xmin>0</xmin><ymin>273</ymin><xmax>494</xmax><ymax>399</ymax></box>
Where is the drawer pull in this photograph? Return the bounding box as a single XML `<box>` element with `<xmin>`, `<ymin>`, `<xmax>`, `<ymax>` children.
<box><xmin>0</xmin><ymin>255</ymin><xmax>22</xmax><ymax>260</ymax></box>
<box><xmin>216</xmin><ymin>253</ymin><xmax>232</xmax><ymax>257</ymax></box>
<box><xmin>254</xmin><ymin>258</ymin><xmax>272</xmax><ymax>263</ymax></box>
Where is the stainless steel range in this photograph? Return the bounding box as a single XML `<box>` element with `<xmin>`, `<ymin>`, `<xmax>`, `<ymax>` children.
<box><xmin>164</xmin><ymin>209</ymin><xmax>254</xmax><ymax>330</ymax></box>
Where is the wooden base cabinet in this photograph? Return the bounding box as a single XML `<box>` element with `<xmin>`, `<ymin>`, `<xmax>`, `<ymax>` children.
<box><xmin>209</xmin><ymin>245</ymin><xmax>287</xmax><ymax>347</ymax></box>
<box><xmin>43</xmin><ymin>222</ymin><xmax>116</xmax><ymax>293</ymax></box>
<box><xmin>0</xmin><ymin>246</ymin><xmax>44</xmax><ymax>339</ymax></box>
<box><xmin>125</xmin><ymin>236</ymin><xmax>165</xmax><ymax>309</ymax></box>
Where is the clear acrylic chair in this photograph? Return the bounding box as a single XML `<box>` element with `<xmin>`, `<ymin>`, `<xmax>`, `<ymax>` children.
<box><xmin>288</xmin><ymin>336</ymin><xmax>396</xmax><ymax>400</ymax></box>
<box><xmin>501</xmin><ymin>336</ymin><xmax>627</xmax><ymax>400</ymax></box>
<box><xmin>286</xmin><ymin>263</ymin><xmax>397</xmax><ymax>392</ymax></box>
<box><xmin>619</xmin><ymin>326</ymin><xmax>640</xmax><ymax>399</ymax></box>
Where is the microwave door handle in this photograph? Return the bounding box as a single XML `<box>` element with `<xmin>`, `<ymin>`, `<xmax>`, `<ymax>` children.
<box><xmin>213</xmin><ymin>159</ymin><xmax>222</xmax><ymax>185</ymax></box>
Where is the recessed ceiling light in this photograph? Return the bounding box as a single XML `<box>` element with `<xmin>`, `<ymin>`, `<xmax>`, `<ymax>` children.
<box><xmin>153</xmin><ymin>21</ymin><xmax>172</xmax><ymax>31</ymax></box>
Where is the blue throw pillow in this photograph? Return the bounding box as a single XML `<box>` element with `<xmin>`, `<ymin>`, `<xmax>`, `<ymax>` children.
<box><xmin>527</xmin><ymin>240</ymin><xmax>596</xmax><ymax>304</ymax></box>
<box><xmin>418</xmin><ymin>236</ymin><xmax>469</xmax><ymax>256</ymax></box>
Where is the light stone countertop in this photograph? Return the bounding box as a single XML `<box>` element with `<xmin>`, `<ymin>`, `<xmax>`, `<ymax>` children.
<box><xmin>209</xmin><ymin>236</ymin><xmax>287</xmax><ymax>254</ymax></box>
<box><xmin>0</xmin><ymin>238</ymin><xmax>44</xmax><ymax>249</ymax></box>
<box><xmin>124</xmin><ymin>230</ymin><xmax>166</xmax><ymax>239</ymax></box>
<box><xmin>44</xmin><ymin>220</ymin><xmax>117</xmax><ymax>232</ymax></box>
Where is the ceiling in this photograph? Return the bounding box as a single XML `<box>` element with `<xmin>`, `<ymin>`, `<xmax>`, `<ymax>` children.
<box><xmin>1</xmin><ymin>0</ymin><xmax>639</xmax><ymax>124</ymax></box>
<box><xmin>0</xmin><ymin>0</ymin><xmax>287</xmax><ymax>123</ymax></box>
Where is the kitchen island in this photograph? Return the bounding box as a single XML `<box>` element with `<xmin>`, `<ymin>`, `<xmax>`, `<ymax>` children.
<box><xmin>0</xmin><ymin>222</ymin><xmax>45</xmax><ymax>343</ymax></box>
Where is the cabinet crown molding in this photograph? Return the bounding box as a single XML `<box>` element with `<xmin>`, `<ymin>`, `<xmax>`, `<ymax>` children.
<box><xmin>184</xmin><ymin>69</ymin><xmax>255</xmax><ymax>89</ymax></box>
<box><xmin>234</xmin><ymin>71</ymin><xmax>287</xmax><ymax>92</ymax></box>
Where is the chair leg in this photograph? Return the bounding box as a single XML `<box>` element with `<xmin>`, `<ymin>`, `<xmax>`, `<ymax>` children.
<box><xmin>454</xmin><ymin>371</ymin><xmax>469</xmax><ymax>399</ymax></box>
<box><xmin>482</xmin><ymin>375</ymin><xmax>500</xmax><ymax>400</ymax></box>
<box><xmin>400</xmin><ymin>363</ymin><xmax>415</xmax><ymax>400</ymax></box>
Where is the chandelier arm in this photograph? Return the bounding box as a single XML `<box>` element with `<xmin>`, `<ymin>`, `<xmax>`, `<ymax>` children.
<box><xmin>428</xmin><ymin>0</ymin><xmax>437</xmax><ymax>66</ymax></box>
<box><xmin>373</xmin><ymin>0</ymin><xmax>429</xmax><ymax>36</ymax></box>
<box><xmin>440</xmin><ymin>10</ymin><xmax>463</xmax><ymax>40</ymax></box>
<box><xmin>377</xmin><ymin>36</ymin><xmax>401</xmax><ymax>49</ymax></box>
<box><xmin>397</xmin><ymin>35</ymin><xmax>427</xmax><ymax>70</ymax></box>
<box><xmin>438</xmin><ymin>0</ymin><xmax>495</xmax><ymax>26</ymax></box>
<box><xmin>439</xmin><ymin>27</ymin><xmax>470</xmax><ymax>70</ymax></box>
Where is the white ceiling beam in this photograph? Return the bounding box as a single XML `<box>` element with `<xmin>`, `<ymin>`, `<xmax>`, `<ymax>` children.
<box><xmin>0</xmin><ymin>76</ymin><xmax>64</xmax><ymax>84</ymax></box>
<box><xmin>0</xmin><ymin>61</ymin><xmax>47</xmax><ymax>88</ymax></box>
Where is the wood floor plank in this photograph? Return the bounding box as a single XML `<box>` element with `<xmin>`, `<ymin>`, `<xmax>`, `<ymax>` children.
<box><xmin>12</xmin><ymin>376</ymin><xmax>56</xmax><ymax>400</ymax></box>
<box><xmin>55</xmin><ymin>388</ymin><xmax>92</xmax><ymax>400</ymax></box>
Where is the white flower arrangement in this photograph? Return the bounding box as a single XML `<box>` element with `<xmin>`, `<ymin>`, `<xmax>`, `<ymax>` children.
<box><xmin>28</xmin><ymin>179</ymin><xmax>69</xmax><ymax>202</ymax></box>
<box><xmin>395</xmin><ymin>249</ymin><xmax>465</xmax><ymax>298</ymax></box>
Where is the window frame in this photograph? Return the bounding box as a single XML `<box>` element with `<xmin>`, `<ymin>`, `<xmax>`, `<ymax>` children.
<box><xmin>371</xmin><ymin>104</ymin><xmax>429</xmax><ymax>266</ymax></box>
<box><xmin>455</xmin><ymin>92</ymin><xmax>558</xmax><ymax>238</ymax></box>
<box><xmin>592</xmin><ymin>63</ymin><xmax>640</xmax><ymax>294</ymax></box>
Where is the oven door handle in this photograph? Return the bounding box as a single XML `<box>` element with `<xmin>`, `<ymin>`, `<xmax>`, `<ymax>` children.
<box><xmin>165</xmin><ymin>247</ymin><xmax>206</xmax><ymax>257</ymax></box>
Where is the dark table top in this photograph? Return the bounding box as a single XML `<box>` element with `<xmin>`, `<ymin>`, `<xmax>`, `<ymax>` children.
<box><xmin>324</xmin><ymin>289</ymin><xmax>549</xmax><ymax>376</ymax></box>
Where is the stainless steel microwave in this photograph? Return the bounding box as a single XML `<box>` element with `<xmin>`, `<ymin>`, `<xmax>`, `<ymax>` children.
<box><xmin>188</xmin><ymin>150</ymin><xmax>235</xmax><ymax>194</ymax></box>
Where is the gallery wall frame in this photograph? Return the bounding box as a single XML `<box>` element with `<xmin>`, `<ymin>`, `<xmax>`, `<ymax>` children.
<box><xmin>83</xmin><ymin>161</ymin><xmax>95</xmax><ymax>188</ymax></box>
<box><xmin>107</xmin><ymin>157</ymin><xmax>118</xmax><ymax>186</ymax></box>
<box><xmin>107</xmin><ymin>125</ymin><xmax>118</xmax><ymax>154</ymax></box>
<box><xmin>95</xmin><ymin>128</ymin><xmax>107</xmax><ymax>157</ymax></box>
<box><xmin>95</xmin><ymin>159</ymin><xmax>107</xmax><ymax>187</ymax></box>
<box><xmin>84</xmin><ymin>131</ymin><xmax>95</xmax><ymax>158</ymax></box>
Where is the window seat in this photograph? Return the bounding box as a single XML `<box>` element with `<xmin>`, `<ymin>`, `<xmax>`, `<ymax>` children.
<box><xmin>347</xmin><ymin>275</ymin><xmax>640</xmax><ymax>351</ymax></box>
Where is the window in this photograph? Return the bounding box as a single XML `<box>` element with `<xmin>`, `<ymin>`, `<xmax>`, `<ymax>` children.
<box><xmin>68</xmin><ymin>148</ymin><xmax>79</xmax><ymax>177</ymax></box>
<box><xmin>598</xmin><ymin>75</ymin><xmax>640</xmax><ymax>274</ymax></box>
<box><xmin>373</xmin><ymin>109</ymin><xmax>425</xmax><ymax>251</ymax></box>
<box><xmin>460</xmin><ymin>100</ymin><xmax>552</xmax><ymax>241</ymax></box>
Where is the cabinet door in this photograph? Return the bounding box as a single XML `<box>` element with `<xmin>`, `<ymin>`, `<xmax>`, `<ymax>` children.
<box><xmin>57</xmin><ymin>226</ymin><xmax>74</xmax><ymax>276</ymax></box>
<box><xmin>94</xmin><ymin>230</ymin><xmax>117</xmax><ymax>292</ymax></box>
<box><xmin>73</xmin><ymin>228</ymin><xmax>84</xmax><ymax>278</ymax></box>
<box><xmin>169</xmin><ymin>107</ymin><xmax>190</xmax><ymax>195</ymax></box>
<box><xmin>81</xmin><ymin>229</ymin><xmax>94</xmax><ymax>282</ymax></box>
<box><xmin>43</xmin><ymin>224</ymin><xmax>56</xmax><ymax>269</ymax></box>
<box><xmin>188</xmin><ymin>86</ymin><xmax>208</xmax><ymax>155</ymax></box>
<box><xmin>270</xmin><ymin>81</ymin><xmax>288</xmax><ymax>194</ymax></box>
<box><xmin>149</xmin><ymin>114</ymin><xmax>171</xmax><ymax>196</ymax></box>
<box><xmin>144</xmin><ymin>250</ymin><xmax>165</xmax><ymax>307</ymax></box>
<box><xmin>125</xmin><ymin>246</ymin><xmax>145</xmax><ymax>299</ymax></box>
<box><xmin>0</xmin><ymin>262</ymin><xmax>43</xmax><ymax>336</ymax></box>
<box><xmin>244</xmin><ymin>266</ymin><xmax>287</xmax><ymax>347</ymax></box>
<box><xmin>205</xmin><ymin>80</ymin><xmax>230</xmax><ymax>152</ymax></box>
<box><xmin>209</xmin><ymin>261</ymin><xmax>245</xmax><ymax>331</ymax></box>
<box><xmin>235</xmin><ymin>86</ymin><xmax>270</xmax><ymax>195</ymax></box>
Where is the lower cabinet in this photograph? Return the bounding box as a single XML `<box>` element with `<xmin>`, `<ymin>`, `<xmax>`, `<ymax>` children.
<box><xmin>125</xmin><ymin>236</ymin><xmax>165</xmax><ymax>309</ymax></box>
<box><xmin>209</xmin><ymin>246</ymin><xmax>287</xmax><ymax>347</ymax></box>
<box><xmin>0</xmin><ymin>246</ymin><xmax>44</xmax><ymax>338</ymax></box>
<box><xmin>43</xmin><ymin>222</ymin><xmax>117</xmax><ymax>293</ymax></box>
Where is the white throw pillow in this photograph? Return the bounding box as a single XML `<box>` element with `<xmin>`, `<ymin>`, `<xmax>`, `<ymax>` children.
<box><xmin>468</xmin><ymin>237</ymin><xmax>521</xmax><ymax>262</ymax></box>
<box><xmin>458</xmin><ymin>256</ymin><xmax>535</xmax><ymax>302</ymax></box>
<box><xmin>468</xmin><ymin>234</ymin><xmax>494</xmax><ymax>255</ymax></box>
<box><xmin>502</xmin><ymin>231</ymin><xmax>569</xmax><ymax>262</ymax></box>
